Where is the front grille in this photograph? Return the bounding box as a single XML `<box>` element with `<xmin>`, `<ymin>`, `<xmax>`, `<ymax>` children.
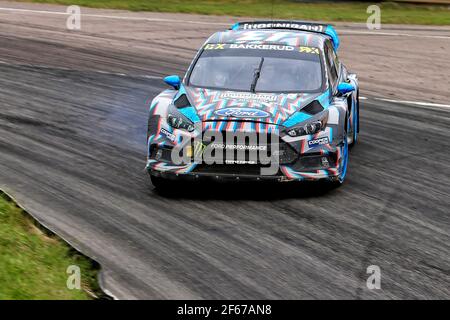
<box><xmin>198</xmin><ymin>130</ymin><xmax>298</xmax><ymax>165</ymax></box>
<box><xmin>278</xmin><ymin>142</ymin><xmax>298</xmax><ymax>163</ymax></box>
<box><xmin>193</xmin><ymin>164</ymin><xmax>281</xmax><ymax>176</ymax></box>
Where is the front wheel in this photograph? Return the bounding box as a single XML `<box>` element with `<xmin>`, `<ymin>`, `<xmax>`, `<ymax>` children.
<box><xmin>329</xmin><ymin>120</ymin><xmax>350</xmax><ymax>188</ymax></box>
<box><xmin>349</xmin><ymin>91</ymin><xmax>360</xmax><ymax>147</ymax></box>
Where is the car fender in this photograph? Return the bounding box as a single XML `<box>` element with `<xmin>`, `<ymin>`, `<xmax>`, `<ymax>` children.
<box><xmin>347</xmin><ymin>73</ymin><xmax>359</xmax><ymax>136</ymax></box>
<box><xmin>147</xmin><ymin>89</ymin><xmax>176</xmax><ymax>143</ymax></box>
<box><xmin>328</xmin><ymin>97</ymin><xmax>348</xmax><ymax>144</ymax></box>
<box><xmin>148</xmin><ymin>89</ymin><xmax>176</xmax><ymax>118</ymax></box>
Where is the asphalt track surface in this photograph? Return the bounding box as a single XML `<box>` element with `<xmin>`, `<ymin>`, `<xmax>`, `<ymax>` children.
<box><xmin>0</xmin><ymin>3</ymin><xmax>449</xmax><ymax>299</ymax></box>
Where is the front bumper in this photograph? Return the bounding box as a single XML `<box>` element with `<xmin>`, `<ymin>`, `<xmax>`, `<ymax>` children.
<box><xmin>147</xmin><ymin>121</ymin><xmax>345</xmax><ymax>182</ymax></box>
<box><xmin>146</xmin><ymin>151</ymin><xmax>343</xmax><ymax>182</ymax></box>
<box><xmin>148</xmin><ymin>169</ymin><xmax>341</xmax><ymax>183</ymax></box>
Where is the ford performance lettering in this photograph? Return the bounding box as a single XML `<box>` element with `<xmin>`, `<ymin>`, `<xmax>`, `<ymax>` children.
<box><xmin>214</xmin><ymin>108</ymin><xmax>270</xmax><ymax>118</ymax></box>
<box><xmin>210</xmin><ymin>143</ymin><xmax>267</xmax><ymax>151</ymax></box>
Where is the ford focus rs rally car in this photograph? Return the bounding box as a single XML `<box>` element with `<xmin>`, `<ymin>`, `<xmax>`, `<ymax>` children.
<box><xmin>147</xmin><ymin>21</ymin><xmax>359</xmax><ymax>188</ymax></box>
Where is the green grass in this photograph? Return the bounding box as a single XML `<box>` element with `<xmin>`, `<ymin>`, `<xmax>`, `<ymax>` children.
<box><xmin>0</xmin><ymin>192</ymin><xmax>100</xmax><ymax>300</ymax></box>
<box><xmin>19</xmin><ymin>0</ymin><xmax>450</xmax><ymax>25</ymax></box>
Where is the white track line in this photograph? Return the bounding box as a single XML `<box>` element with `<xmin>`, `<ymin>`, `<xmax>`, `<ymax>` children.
<box><xmin>0</xmin><ymin>7</ymin><xmax>229</xmax><ymax>26</ymax></box>
<box><xmin>339</xmin><ymin>30</ymin><xmax>450</xmax><ymax>40</ymax></box>
<box><xmin>373</xmin><ymin>97</ymin><xmax>450</xmax><ymax>109</ymax></box>
<box><xmin>1</xmin><ymin>7</ymin><xmax>450</xmax><ymax>39</ymax></box>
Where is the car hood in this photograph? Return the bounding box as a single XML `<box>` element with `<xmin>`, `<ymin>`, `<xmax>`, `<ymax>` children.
<box><xmin>184</xmin><ymin>86</ymin><xmax>326</xmax><ymax>125</ymax></box>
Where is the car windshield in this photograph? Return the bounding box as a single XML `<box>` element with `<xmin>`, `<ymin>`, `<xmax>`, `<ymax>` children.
<box><xmin>188</xmin><ymin>43</ymin><xmax>323</xmax><ymax>93</ymax></box>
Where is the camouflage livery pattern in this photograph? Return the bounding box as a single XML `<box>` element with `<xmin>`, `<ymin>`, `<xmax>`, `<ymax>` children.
<box><xmin>146</xmin><ymin>22</ymin><xmax>359</xmax><ymax>183</ymax></box>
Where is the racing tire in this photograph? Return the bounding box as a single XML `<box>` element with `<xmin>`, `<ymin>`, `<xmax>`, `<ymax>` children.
<box><xmin>329</xmin><ymin>119</ymin><xmax>350</xmax><ymax>188</ymax></box>
<box><xmin>349</xmin><ymin>91</ymin><xmax>359</xmax><ymax>147</ymax></box>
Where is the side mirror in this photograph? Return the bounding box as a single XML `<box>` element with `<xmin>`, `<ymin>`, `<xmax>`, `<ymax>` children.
<box><xmin>337</xmin><ymin>82</ymin><xmax>355</xmax><ymax>95</ymax></box>
<box><xmin>163</xmin><ymin>75</ymin><xmax>181</xmax><ymax>90</ymax></box>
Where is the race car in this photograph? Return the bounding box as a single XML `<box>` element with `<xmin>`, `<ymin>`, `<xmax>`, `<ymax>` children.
<box><xmin>146</xmin><ymin>20</ymin><xmax>359</xmax><ymax>189</ymax></box>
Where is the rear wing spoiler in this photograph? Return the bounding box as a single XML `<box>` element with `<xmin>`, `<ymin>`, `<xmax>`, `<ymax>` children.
<box><xmin>230</xmin><ymin>20</ymin><xmax>340</xmax><ymax>50</ymax></box>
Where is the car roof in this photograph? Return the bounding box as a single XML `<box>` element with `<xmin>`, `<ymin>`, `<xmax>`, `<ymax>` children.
<box><xmin>206</xmin><ymin>29</ymin><xmax>327</xmax><ymax>49</ymax></box>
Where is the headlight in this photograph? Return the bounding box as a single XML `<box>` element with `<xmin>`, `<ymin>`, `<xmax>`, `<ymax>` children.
<box><xmin>286</xmin><ymin>111</ymin><xmax>328</xmax><ymax>137</ymax></box>
<box><xmin>167</xmin><ymin>104</ymin><xmax>195</xmax><ymax>132</ymax></box>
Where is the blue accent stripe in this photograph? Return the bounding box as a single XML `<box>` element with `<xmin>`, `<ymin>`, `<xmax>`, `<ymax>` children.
<box><xmin>340</xmin><ymin>138</ymin><xmax>348</xmax><ymax>182</ymax></box>
<box><xmin>318</xmin><ymin>89</ymin><xmax>331</xmax><ymax>109</ymax></box>
<box><xmin>325</xmin><ymin>25</ymin><xmax>340</xmax><ymax>50</ymax></box>
<box><xmin>179</xmin><ymin>106</ymin><xmax>201</xmax><ymax>123</ymax></box>
<box><xmin>283</xmin><ymin>112</ymin><xmax>312</xmax><ymax>127</ymax></box>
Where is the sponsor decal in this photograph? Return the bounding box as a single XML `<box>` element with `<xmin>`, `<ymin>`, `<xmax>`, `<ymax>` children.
<box><xmin>308</xmin><ymin>137</ymin><xmax>329</xmax><ymax>147</ymax></box>
<box><xmin>225</xmin><ymin>160</ymin><xmax>258</xmax><ymax>165</ymax></box>
<box><xmin>185</xmin><ymin>140</ymin><xmax>206</xmax><ymax>158</ymax></box>
<box><xmin>219</xmin><ymin>92</ymin><xmax>277</xmax><ymax>103</ymax></box>
<box><xmin>214</xmin><ymin>107</ymin><xmax>271</xmax><ymax>118</ymax></box>
<box><xmin>210</xmin><ymin>143</ymin><xmax>267</xmax><ymax>151</ymax></box>
<box><xmin>241</xmin><ymin>22</ymin><xmax>325</xmax><ymax>32</ymax></box>
<box><xmin>205</xmin><ymin>43</ymin><xmax>318</xmax><ymax>54</ymax></box>
<box><xmin>204</xmin><ymin>43</ymin><xmax>225</xmax><ymax>50</ymax></box>
<box><xmin>193</xmin><ymin>140</ymin><xmax>206</xmax><ymax>157</ymax></box>
<box><xmin>229</xmin><ymin>43</ymin><xmax>295</xmax><ymax>51</ymax></box>
<box><xmin>160</xmin><ymin>128</ymin><xmax>176</xmax><ymax>142</ymax></box>
<box><xmin>299</xmin><ymin>46</ymin><xmax>320</xmax><ymax>55</ymax></box>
